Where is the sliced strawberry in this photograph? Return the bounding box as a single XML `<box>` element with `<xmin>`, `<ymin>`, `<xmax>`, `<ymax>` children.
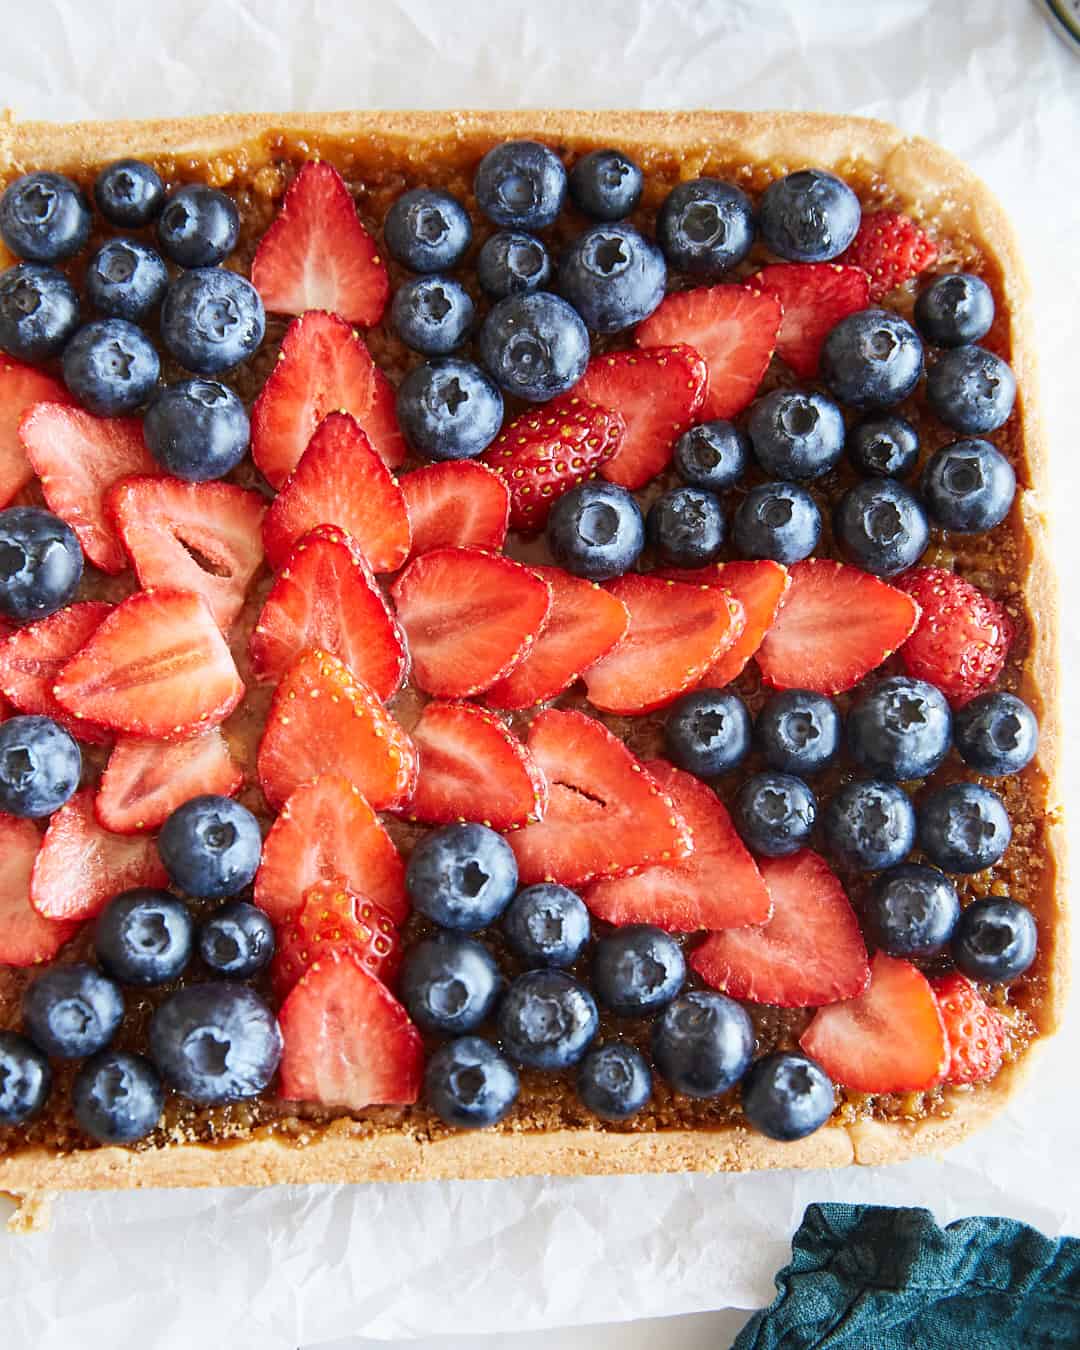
<box><xmin>478</xmin><ymin>395</ymin><xmax>624</xmax><ymax>529</ymax></box>
<box><xmin>271</xmin><ymin>880</ymin><xmax>402</xmax><ymax>1001</ymax></box>
<box><xmin>256</xmin><ymin>650</ymin><xmax>416</xmax><ymax>812</ymax></box>
<box><xmin>251</xmin><ymin>160</ymin><xmax>389</xmax><ymax>327</ymax></box>
<box><xmin>95</xmin><ymin>730</ymin><xmax>243</xmax><ymax>834</ymax></box>
<box><xmin>660</xmin><ymin>560</ymin><xmax>791</xmax><ymax>688</ymax></box>
<box><xmin>278</xmin><ymin>948</ymin><xmax>423</xmax><ymax>1108</ymax></box>
<box><xmin>251</xmin><ymin>310</ymin><xmax>405</xmax><ymax>486</ymax></box>
<box><xmin>400</xmin><ymin>460</ymin><xmax>510</xmax><ymax>558</ymax></box>
<box><xmin>840</xmin><ymin>211</ymin><xmax>938</xmax><ymax>302</ymax></box>
<box><xmin>407</xmin><ymin>701</ymin><xmax>548</xmax><ymax>830</ymax></box>
<box><xmin>390</xmin><ymin>547</ymin><xmax>552</xmax><ymax>699</ymax></box>
<box><xmin>108</xmin><ymin>477</ymin><xmax>266</xmax><ymax>630</ymax></box>
<box><xmin>582</xmin><ymin>575</ymin><xmax>744</xmax><ymax>715</ymax></box>
<box><xmin>53</xmin><ymin>589</ymin><xmax>245</xmax><ymax>742</ymax></box>
<box><xmin>748</xmin><ymin>264</ymin><xmax>870</xmax><ymax>379</ymax></box>
<box><xmin>261</xmin><ymin>410</ymin><xmax>410</xmax><ymax>572</ymax></box>
<box><xmin>755</xmin><ymin>559</ymin><xmax>919</xmax><ymax>695</ymax></box>
<box><xmin>249</xmin><ymin>525</ymin><xmax>408</xmax><ymax>699</ymax></box>
<box><xmin>0</xmin><ymin>813</ymin><xmax>80</xmax><ymax>965</ymax></box>
<box><xmin>800</xmin><ymin>951</ymin><xmax>948</xmax><ymax>1093</ymax></box>
<box><xmin>508</xmin><ymin>708</ymin><xmax>692</xmax><ymax>888</ymax></box>
<box><xmin>19</xmin><ymin>402</ymin><xmax>160</xmax><ymax>574</ymax></box>
<box><xmin>484</xmin><ymin>566</ymin><xmax>630</xmax><ymax>710</ymax></box>
<box><xmin>0</xmin><ymin>601</ymin><xmax>112</xmax><ymax>743</ymax></box>
<box><xmin>0</xmin><ymin>359</ymin><xmax>74</xmax><ymax>508</ymax></box>
<box><xmin>255</xmin><ymin>773</ymin><xmax>406</xmax><ymax>926</ymax></box>
<box><xmin>635</xmin><ymin>286</ymin><xmax>782</xmax><ymax>422</ymax></box>
<box><xmin>895</xmin><ymin>567</ymin><xmax>1013</xmax><ymax>705</ymax></box>
<box><xmin>585</xmin><ymin>761</ymin><xmax>771</xmax><ymax>932</ymax></box>
<box><xmin>30</xmin><ymin>788</ymin><xmax>168</xmax><ymax>922</ymax></box>
<box><xmin>931</xmin><ymin>972</ymin><xmax>1006</xmax><ymax>1085</ymax></box>
<box><xmin>691</xmin><ymin>850</ymin><xmax>870</xmax><ymax>1007</ymax></box>
<box><xmin>574</xmin><ymin>345</ymin><xmax>706</xmax><ymax>490</ymax></box>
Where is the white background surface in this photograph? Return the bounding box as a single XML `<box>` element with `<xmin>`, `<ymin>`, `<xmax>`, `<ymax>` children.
<box><xmin>1</xmin><ymin>3</ymin><xmax>1078</xmax><ymax>1349</ymax></box>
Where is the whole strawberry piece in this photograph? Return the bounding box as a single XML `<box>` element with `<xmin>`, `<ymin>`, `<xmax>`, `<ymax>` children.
<box><xmin>896</xmin><ymin>566</ymin><xmax>1013</xmax><ymax>705</ymax></box>
<box><xmin>840</xmin><ymin>211</ymin><xmax>938</xmax><ymax>302</ymax></box>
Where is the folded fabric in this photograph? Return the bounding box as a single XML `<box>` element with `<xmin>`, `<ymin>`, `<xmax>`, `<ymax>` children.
<box><xmin>733</xmin><ymin>1202</ymin><xmax>1080</xmax><ymax>1349</ymax></box>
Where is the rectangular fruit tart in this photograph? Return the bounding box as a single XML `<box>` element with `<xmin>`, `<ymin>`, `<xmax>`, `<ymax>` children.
<box><xmin>0</xmin><ymin>110</ymin><xmax>1065</xmax><ymax>1218</ymax></box>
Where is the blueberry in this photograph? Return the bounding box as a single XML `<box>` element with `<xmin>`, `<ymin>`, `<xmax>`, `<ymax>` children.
<box><xmin>954</xmin><ymin>691</ymin><xmax>1038</xmax><ymax>776</ymax></box>
<box><xmin>476</xmin><ymin>230</ymin><xmax>553</xmax><ymax>299</ymax></box>
<box><xmin>865</xmin><ymin>863</ymin><xmax>960</xmax><ymax>958</ymax></box>
<box><xmin>914</xmin><ymin>272</ymin><xmax>995</xmax><ymax>349</ymax></box>
<box><xmin>732</xmin><ymin>481</ymin><xmax>821</xmax><ymax>564</ymax></box>
<box><xmin>0</xmin><ymin>263</ymin><xmax>80</xmax><ymax>361</ymax></box>
<box><xmin>741</xmin><ymin>1051</ymin><xmax>834</xmax><ymax>1141</ymax></box>
<box><xmin>391</xmin><ymin>275</ymin><xmax>475</xmax><ymax>355</ymax></box>
<box><xmin>0</xmin><ymin>507</ymin><xmax>83</xmax><ymax>622</ymax></box>
<box><xmin>558</xmin><ymin>223</ymin><xmax>666</xmax><ymax>333</ymax></box>
<box><xmin>951</xmin><ymin>896</ymin><xmax>1036</xmax><ymax>983</ymax></box>
<box><xmin>568</xmin><ymin>149</ymin><xmax>643</xmax><ymax>221</ymax></box>
<box><xmin>673</xmin><ymin>420</ymin><xmax>748</xmax><ymax>491</ymax></box>
<box><xmin>0</xmin><ymin>1030</ymin><xmax>51</xmax><ymax>1125</ymax></box>
<box><xmin>917</xmin><ymin>782</ymin><xmax>1011</xmax><ymax>874</ymax></box>
<box><xmin>23</xmin><ymin>964</ymin><xmax>123</xmax><ymax>1060</ymax></box>
<box><xmin>383</xmin><ymin>187</ymin><xmax>472</xmax><ymax>273</ymax></box>
<box><xmin>158</xmin><ymin>795</ymin><xmax>262</xmax><ymax>900</ymax></box>
<box><xmin>824</xmin><ymin>779</ymin><xmax>915</xmax><ymax>871</ymax></box>
<box><xmin>664</xmin><ymin>689</ymin><xmax>751</xmax><ymax>777</ymax></box>
<box><xmin>496</xmin><ymin>969</ymin><xmax>598</xmax><ymax>1069</ymax></box>
<box><xmin>160</xmin><ymin>268</ymin><xmax>265</xmax><ymax>375</ymax></box>
<box><xmin>748</xmin><ymin>389</ymin><xmax>845</xmax><ymax>481</ymax></box>
<box><xmin>62</xmin><ymin>319</ymin><xmax>160</xmax><ymax>416</ymax></box>
<box><xmin>547</xmin><ymin>480</ymin><xmax>644</xmax><ymax>580</ymax></box>
<box><xmin>85</xmin><ymin>239</ymin><xmax>169</xmax><ymax>322</ymax></box>
<box><xmin>198</xmin><ymin>900</ymin><xmax>275</xmax><ymax>979</ymax></box>
<box><xmin>577</xmin><ymin>1040</ymin><xmax>652</xmax><ymax>1120</ymax></box>
<box><xmin>846</xmin><ymin>414</ymin><xmax>920</xmax><ymax>479</ymax></box>
<box><xmin>94</xmin><ymin>159</ymin><xmax>165</xmax><ymax>228</ymax></box>
<box><xmin>502</xmin><ymin>883</ymin><xmax>590</xmax><ymax>968</ymax></box>
<box><xmin>399</xmin><ymin>932</ymin><xmax>502</xmax><ymax>1034</ymax></box>
<box><xmin>0</xmin><ymin>715</ymin><xmax>80</xmax><ymax>817</ymax></box>
<box><xmin>479</xmin><ymin>291</ymin><xmax>589</xmax><ymax>402</ymax></box>
<box><xmin>144</xmin><ymin>379</ymin><xmax>250</xmax><ymax>481</ymax></box>
<box><xmin>646</xmin><ymin>486</ymin><xmax>724</xmax><ymax>568</ymax></box>
<box><xmin>758</xmin><ymin>169</ymin><xmax>861</xmax><ymax>263</ymax></box>
<box><xmin>756</xmin><ymin>689</ymin><xmax>841</xmax><ymax>776</ymax></box>
<box><xmin>474</xmin><ymin>140</ymin><xmax>566</xmax><ymax>230</ymax></box>
<box><xmin>424</xmin><ymin>1036</ymin><xmax>519</xmax><ymax>1128</ymax></box>
<box><xmin>734</xmin><ymin>771</ymin><xmax>817</xmax><ymax>857</ymax></box>
<box><xmin>847</xmin><ymin>676</ymin><xmax>952</xmax><ymax>780</ymax></box>
<box><xmin>149</xmin><ymin>982</ymin><xmax>282</xmax><ymax>1103</ymax></box>
<box><xmin>651</xmin><ymin>990</ymin><xmax>753</xmax><ymax>1098</ymax></box>
<box><xmin>72</xmin><ymin>1050</ymin><xmax>164</xmax><ymax>1144</ymax></box>
<box><xmin>0</xmin><ymin>171</ymin><xmax>90</xmax><ymax>263</ymax></box>
<box><xmin>157</xmin><ymin>184</ymin><xmax>239</xmax><ymax>267</ymax></box>
<box><xmin>396</xmin><ymin>357</ymin><xmax>503</xmax><ymax>461</ymax></box>
<box><xmin>822</xmin><ymin>309</ymin><xmax>924</xmax><ymax>410</ymax></box>
<box><xmin>926</xmin><ymin>346</ymin><xmax>1015</xmax><ymax>435</ymax></box>
<box><xmin>406</xmin><ymin>822</ymin><xmax>518</xmax><ymax>931</ymax></box>
<box><xmin>833</xmin><ymin>479</ymin><xmax>928</xmax><ymax>577</ymax></box>
<box><xmin>593</xmin><ymin>925</ymin><xmax>685</xmax><ymax>1016</ymax></box>
<box><xmin>95</xmin><ymin>888</ymin><xmax>194</xmax><ymax>986</ymax></box>
<box><xmin>920</xmin><ymin>438</ymin><xmax>1015</xmax><ymax>533</ymax></box>
<box><xmin>657</xmin><ymin>177</ymin><xmax>754</xmax><ymax>276</ymax></box>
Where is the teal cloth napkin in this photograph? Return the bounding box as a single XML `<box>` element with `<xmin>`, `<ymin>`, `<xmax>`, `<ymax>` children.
<box><xmin>733</xmin><ymin>1203</ymin><xmax>1080</xmax><ymax>1349</ymax></box>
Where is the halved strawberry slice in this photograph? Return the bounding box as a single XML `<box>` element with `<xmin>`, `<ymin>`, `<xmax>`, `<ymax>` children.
<box><xmin>484</xmin><ymin>565</ymin><xmax>630</xmax><ymax>710</ymax></box>
<box><xmin>254</xmin><ymin>773</ymin><xmax>408</xmax><ymax>925</ymax></box>
<box><xmin>251</xmin><ymin>160</ymin><xmax>390</xmax><ymax>327</ymax></box>
<box><xmin>508</xmin><ymin>708</ymin><xmax>692</xmax><ymax>888</ymax></box>
<box><xmin>108</xmin><ymin>476</ymin><xmax>266</xmax><ymax>630</ymax></box>
<box><xmin>53</xmin><ymin>589</ymin><xmax>245</xmax><ymax>742</ymax></box>
<box><xmin>407</xmin><ymin>701</ymin><xmax>548</xmax><ymax>830</ymax></box>
<box><xmin>582</xmin><ymin>575</ymin><xmax>744</xmax><ymax>715</ymax></box>
<box><xmin>931</xmin><ymin>972</ymin><xmax>1006</xmax><ymax>1085</ymax></box>
<box><xmin>755</xmin><ymin>559</ymin><xmax>919</xmax><ymax>695</ymax></box>
<box><xmin>95</xmin><ymin>730</ymin><xmax>243</xmax><ymax>834</ymax></box>
<box><xmin>748</xmin><ymin>264</ymin><xmax>870</xmax><ymax>379</ymax></box>
<box><xmin>271</xmin><ymin>880</ymin><xmax>402</xmax><ymax>1002</ymax></box>
<box><xmin>574</xmin><ymin>345</ymin><xmax>707</xmax><ymax>490</ymax></box>
<box><xmin>0</xmin><ymin>359</ymin><xmax>74</xmax><ymax>508</ymax></box>
<box><xmin>0</xmin><ymin>813</ymin><xmax>80</xmax><ymax>965</ymax></box>
<box><xmin>19</xmin><ymin>402</ymin><xmax>161</xmax><ymax>574</ymax></box>
<box><xmin>249</xmin><ymin>525</ymin><xmax>408</xmax><ymax>699</ymax></box>
<box><xmin>399</xmin><ymin>460</ymin><xmax>510</xmax><ymax>558</ymax></box>
<box><xmin>800</xmin><ymin>951</ymin><xmax>948</xmax><ymax>1093</ymax></box>
<box><xmin>896</xmin><ymin>567</ymin><xmax>1013</xmax><ymax>705</ymax></box>
<box><xmin>278</xmin><ymin>948</ymin><xmax>423</xmax><ymax>1108</ymax></box>
<box><xmin>251</xmin><ymin>310</ymin><xmax>405</xmax><ymax>486</ymax></box>
<box><xmin>256</xmin><ymin>650</ymin><xmax>416</xmax><ymax>811</ymax></box>
<box><xmin>0</xmin><ymin>601</ymin><xmax>113</xmax><ymax>743</ymax></box>
<box><xmin>30</xmin><ymin>788</ymin><xmax>168</xmax><ymax>922</ymax></box>
<box><xmin>261</xmin><ymin>410</ymin><xmax>410</xmax><ymax>572</ymax></box>
<box><xmin>585</xmin><ymin>761</ymin><xmax>771</xmax><ymax>931</ymax></box>
<box><xmin>691</xmin><ymin>849</ymin><xmax>870</xmax><ymax>1007</ymax></box>
<box><xmin>390</xmin><ymin>547</ymin><xmax>552</xmax><ymax>699</ymax></box>
<box><xmin>840</xmin><ymin>211</ymin><xmax>938</xmax><ymax>302</ymax></box>
<box><xmin>635</xmin><ymin>286</ymin><xmax>782</xmax><ymax>421</ymax></box>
